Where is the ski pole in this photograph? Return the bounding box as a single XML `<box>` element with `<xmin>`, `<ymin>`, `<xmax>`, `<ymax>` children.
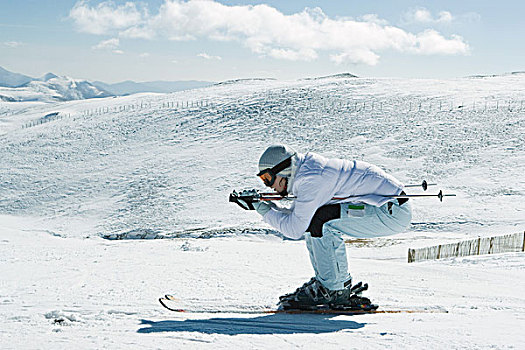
<box><xmin>258</xmin><ymin>190</ymin><xmax>455</xmax><ymax>202</ymax></box>
<box><xmin>377</xmin><ymin>190</ymin><xmax>455</xmax><ymax>202</ymax></box>
<box><xmin>404</xmin><ymin>180</ymin><xmax>437</xmax><ymax>191</ymax></box>
<box><xmin>260</xmin><ymin>180</ymin><xmax>436</xmax><ymax>196</ymax></box>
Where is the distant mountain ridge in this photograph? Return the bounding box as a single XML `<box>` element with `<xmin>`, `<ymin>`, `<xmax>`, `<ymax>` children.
<box><xmin>0</xmin><ymin>66</ymin><xmax>33</xmax><ymax>88</ymax></box>
<box><xmin>93</xmin><ymin>80</ymin><xmax>214</xmax><ymax>95</ymax></box>
<box><xmin>27</xmin><ymin>76</ymin><xmax>113</xmax><ymax>101</ymax></box>
<box><xmin>214</xmin><ymin>78</ymin><xmax>276</xmax><ymax>86</ymax></box>
<box><xmin>302</xmin><ymin>73</ymin><xmax>359</xmax><ymax>80</ymax></box>
<box><xmin>0</xmin><ymin>67</ymin><xmax>113</xmax><ymax>102</ymax></box>
<box><xmin>40</xmin><ymin>72</ymin><xmax>59</xmax><ymax>81</ymax></box>
<box><xmin>0</xmin><ymin>66</ymin><xmax>215</xmax><ymax>102</ymax></box>
<box><xmin>1</xmin><ymin>66</ymin><xmax>363</xmax><ymax>103</ymax></box>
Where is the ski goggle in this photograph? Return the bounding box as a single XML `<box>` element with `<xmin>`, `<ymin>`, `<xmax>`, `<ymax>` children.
<box><xmin>257</xmin><ymin>156</ymin><xmax>292</xmax><ymax>187</ymax></box>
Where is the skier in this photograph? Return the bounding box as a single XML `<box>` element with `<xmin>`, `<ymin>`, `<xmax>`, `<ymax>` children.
<box><xmin>234</xmin><ymin>144</ymin><xmax>412</xmax><ymax>310</ymax></box>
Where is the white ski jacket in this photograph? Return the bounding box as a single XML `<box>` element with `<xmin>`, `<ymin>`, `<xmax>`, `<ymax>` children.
<box><xmin>263</xmin><ymin>152</ymin><xmax>404</xmax><ymax>240</ymax></box>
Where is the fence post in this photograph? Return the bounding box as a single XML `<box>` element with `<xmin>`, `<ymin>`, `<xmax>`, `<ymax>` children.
<box><xmin>477</xmin><ymin>237</ymin><xmax>481</xmax><ymax>255</ymax></box>
<box><xmin>408</xmin><ymin>249</ymin><xmax>415</xmax><ymax>263</ymax></box>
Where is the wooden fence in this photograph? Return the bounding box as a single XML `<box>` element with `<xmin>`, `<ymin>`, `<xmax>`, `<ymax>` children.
<box><xmin>408</xmin><ymin>231</ymin><xmax>525</xmax><ymax>263</ymax></box>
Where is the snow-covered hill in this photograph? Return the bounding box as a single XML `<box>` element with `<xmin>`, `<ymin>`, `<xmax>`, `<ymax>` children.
<box><xmin>0</xmin><ymin>74</ymin><xmax>113</xmax><ymax>102</ymax></box>
<box><xmin>1</xmin><ymin>74</ymin><xmax>523</xmax><ymax>238</ymax></box>
<box><xmin>0</xmin><ymin>74</ymin><xmax>524</xmax><ymax>348</ymax></box>
<box><xmin>93</xmin><ymin>79</ymin><xmax>215</xmax><ymax>95</ymax></box>
<box><xmin>0</xmin><ymin>66</ymin><xmax>33</xmax><ymax>87</ymax></box>
<box><xmin>0</xmin><ymin>66</ymin><xmax>214</xmax><ymax>101</ymax></box>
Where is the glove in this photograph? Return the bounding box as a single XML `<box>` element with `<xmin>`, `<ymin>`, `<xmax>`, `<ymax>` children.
<box><xmin>229</xmin><ymin>190</ymin><xmax>275</xmax><ymax>215</ymax></box>
<box><xmin>232</xmin><ymin>198</ymin><xmax>254</xmax><ymax>210</ymax></box>
<box><xmin>253</xmin><ymin>201</ymin><xmax>272</xmax><ymax>216</ymax></box>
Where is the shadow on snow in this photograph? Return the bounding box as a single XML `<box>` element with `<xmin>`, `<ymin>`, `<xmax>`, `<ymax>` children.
<box><xmin>137</xmin><ymin>313</ymin><xmax>365</xmax><ymax>335</ymax></box>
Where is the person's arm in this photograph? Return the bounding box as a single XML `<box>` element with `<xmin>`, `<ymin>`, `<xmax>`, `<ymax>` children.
<box><xmin>263</xmin><ymin>173</ymin><xmax>337</xmax><ymax>239</ymax></box>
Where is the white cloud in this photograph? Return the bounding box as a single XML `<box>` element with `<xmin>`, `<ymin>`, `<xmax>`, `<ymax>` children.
<box><xmin>359</xmin><ymin>14</ymin><xmax>389</xmax><ymax>26</ymax></box>
<box><xmin>411</xmin><ymin>9</ymin><xmax>434</xmax><ymax>23</ymax></box>
<box><xmin>410</xmin><ymin>30</ymin><xmax>469</xmax><ymax>55</ymax></box>
<box><xmin>3</xmin><ymin>41</ymin><xmax>24</xmax><ymax>48</ymax></box>
<box><xmin>403</xmin><ymin>8</ymin><xmax>480</xmax><ymax>25</ymax></box>
<box><xmin>70</xmin><ymin>0</ymin><xmax>470</xmax><ymax>65</ymax></box>
<box><xmin>69</xmin><ymin>0</ymin><xmax>146</xmax><ymax>35</ymax></box>
<box><xmin>120</xmin><ymin>25</ymin><xmax>155</xmax><ymax>39</ymax></box>
<box><xmin>92</xmin><ymin>38</ymin><xmax>119</xmax><ymax>50</ymax></box>
<box><xmin>330</xmin><ymin>50</ymin><xmax>380</xmax><ymax>66</ymax></box>
<box><xmin>92</xmin><ymin>38</ymin><xmax>126</xmax><ymax>55</ymax></box>
<box><xmin>268</xmin><ymin>48</ymin><xmax>317</xmax><ymax>61</ymax></box>
<box><xmin>197</xmin><ymin>53</ymin><xmax>222</xmax><ymax>60</ymax></box>
<box><xmin>437</xmin><ymin>11</ymin><xmax>453</xmax><ymax>23</ymax></box>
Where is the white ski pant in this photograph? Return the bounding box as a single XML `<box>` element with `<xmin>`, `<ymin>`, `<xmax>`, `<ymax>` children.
<box><xmin>305</xmin><ymin>201</ymin><xmax>412</xmax><ymax>290</ymax></box>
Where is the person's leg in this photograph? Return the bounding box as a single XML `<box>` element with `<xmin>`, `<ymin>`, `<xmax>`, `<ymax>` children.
<box><xmin>304</xmin><ymin>204</ymin><xmax>351</xmax><ymax>291</ymax></box>
<box><xmin>305</xmin><ymin>228</ymin><xmax>351</xmax><ymax>290</ymax></box>
<box><xmin>329</xmin><ymin>201</ymin><xmax>412</xmax><ymax>238</ymax></box>
<box><xmin>280</xmin><ymin>202</ymin><xmax>411</xmax><ymax>309</ymax></box>
<box><xmin>305</xmin><ymin>201</ymin><xmax>411</xmax><ymax>290</ymax></box>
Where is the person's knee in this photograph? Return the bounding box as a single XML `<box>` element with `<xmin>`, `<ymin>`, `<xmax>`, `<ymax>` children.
<box><xmin>310</xmin><ymin>228</ymin><xmax>323</xmax><ymax>238</ymax></box>
<box><xmin>307</xmin><ymin>204</ymin><xmax>340</xmax><ymax>237</ymax></box>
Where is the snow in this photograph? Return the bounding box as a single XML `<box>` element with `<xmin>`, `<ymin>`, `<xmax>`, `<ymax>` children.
<box><xmin>0</xmin><ymin>66</ymin><xmax>33</xmax><ymax>88</ymax></box>
<box><xmin>0</xmin><ymin>66</ymin><xmax>213</xmax><ymax>101</ymax></box>
<box><xmin>0</xmin><ymin>75</ymin><xmax>112</xmax><ymax>102</ymax></box>
<box><xmin>0</xmin><ymin>75</ymin><xmax>524</xmax><ymax>348</ymax></box>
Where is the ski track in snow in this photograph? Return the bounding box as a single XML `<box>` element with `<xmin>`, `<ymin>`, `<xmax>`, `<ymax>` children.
<box><xmin>1</xmin><ymin>75</ymin><xmax>524</xmax><ymax>348</ymax></box>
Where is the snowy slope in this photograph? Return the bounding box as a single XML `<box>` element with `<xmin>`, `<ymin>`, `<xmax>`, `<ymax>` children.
<box><xmin>0</xmin><ymin>74</ymin><xmax>524</xmax><ymax>349</ymax></box>
<box><xmin>1</xmin><ymin>215</ymin><xmax>523</xmax><ymax>349</ymax></box>
<box><xmin>0</xmin><ymin>74</ymin><xmax>523</xmax><ymax>238</ymax></box>
<box><xmin>93</xmin><ymin>79</ymin><xmax>215</xmax><ymax>95</ymax></box>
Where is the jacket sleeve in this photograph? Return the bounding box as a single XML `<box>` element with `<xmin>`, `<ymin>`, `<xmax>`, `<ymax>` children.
<box><xmin>262</xmin><ymin>170</ymin><xmax>338</xmax><ymax>240</ymax></box>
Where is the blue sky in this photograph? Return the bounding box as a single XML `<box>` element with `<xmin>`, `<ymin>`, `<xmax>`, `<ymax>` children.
<box><xmin>0</xmin><ymin>0</ymin><xmax>523</xmax><ymax>83</ymax></box>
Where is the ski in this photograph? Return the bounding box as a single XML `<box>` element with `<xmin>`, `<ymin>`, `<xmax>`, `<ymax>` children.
<box><xmin>159</xmin><ymin>295</ymin><xmax>447</xmax><ymax>315</ymax></box>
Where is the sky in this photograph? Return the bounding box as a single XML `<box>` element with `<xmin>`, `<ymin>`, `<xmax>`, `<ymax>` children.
<box><xmin>0</xmin><ymin>0</ymin><xmax>524</xmax><ymax>83</ymax></box>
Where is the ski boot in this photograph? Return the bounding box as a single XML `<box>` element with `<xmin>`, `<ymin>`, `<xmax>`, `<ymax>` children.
<box><xmin>331</xmin><ymin>282</ymin><xmax>378</xmax><ymax>311</ymax></box>
<box><xmin>278</xmin><ymin>277</ymin><xmax>317</xmax><ymax>302</ymax></box>
<box><xmin>278</xmin><ymin>279</ymin><xmax>378</xmax><ymax>311</ymax></box>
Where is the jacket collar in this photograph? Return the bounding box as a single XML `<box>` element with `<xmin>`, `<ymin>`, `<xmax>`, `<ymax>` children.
<box><xmin>287</xmin><ymin>152</ymin><xmax>305</xmax><ymax>195</ymax></box>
